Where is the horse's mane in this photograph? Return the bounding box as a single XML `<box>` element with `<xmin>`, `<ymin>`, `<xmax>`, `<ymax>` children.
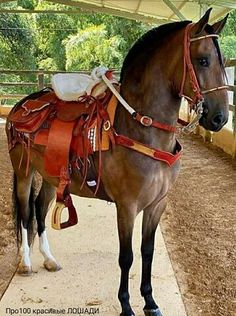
<box><xmin>120</xmin><ymin>20</ymin><xmax>225</xmax><ymax>82</ymax></box>
<box><xmin>120</xmin><ymin>21</ymin><xmax>190</xmax><ymax>82</ymax></box>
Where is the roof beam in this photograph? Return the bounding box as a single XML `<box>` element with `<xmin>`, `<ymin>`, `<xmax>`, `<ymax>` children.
<box><xmin>210</xmin><ymin>8</ymin><xmax>231</xmax><ymax>22</ymax></box>
<box><xmin>135</xmin><ymin>0</ymin><xmax>142</xmax><ymax>13</ymax></box>
<box><xmin>162</xmin><ymin>0</ymin><xmax>186</xmax><ymax>21</ymax></box>
<box><xmin>169</xmin><ymin>0</ymin><xmax>187</xmax><ymax>20</ymax></box>
<box><xmin>199</xmin><ymin>0</ymin><xmax>236</xmax><ymax>10</ymax></box>
<box><xmin>45</xmin><ymin>0</ymin><xmax>168</xmax><ymax>24</ymax></box>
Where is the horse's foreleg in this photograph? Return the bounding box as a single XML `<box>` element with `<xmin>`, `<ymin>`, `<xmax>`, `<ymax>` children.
<box><xmin>141</xmin><ymin>198</ymin><xmax>167</xmax><ymax>316</ymax></box>
<box><xmin>35</xmin><ymin>180</ymin><xmax>61</xmax><ymax>272</ymax></box>
<box><xmin>117</xmin><ymin>205</ymin><xmax>136</xmax><ymax>316</ymax></box>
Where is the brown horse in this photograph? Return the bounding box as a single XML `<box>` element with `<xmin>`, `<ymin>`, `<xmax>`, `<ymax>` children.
<box><xmin>6</xmin><ymin>9</ymin><xmax>229</xmax><ymax>316</ymax></box>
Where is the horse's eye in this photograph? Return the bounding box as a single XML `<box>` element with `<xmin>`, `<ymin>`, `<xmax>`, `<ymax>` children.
<box><xmin>198</xmin><ymin>57</ymin><xmax>209</xmax><ymax>67</ymax></box>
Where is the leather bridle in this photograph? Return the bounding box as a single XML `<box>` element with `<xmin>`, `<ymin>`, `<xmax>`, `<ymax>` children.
<box><xmin>102</xmin><ymin>22</ymin><xmax>228</xmax><ymax>134</ymax></box>
<box><xmin>179</xmin><ymin>23</ymin><xmax>228</xmax><ymax>109</ymax></box>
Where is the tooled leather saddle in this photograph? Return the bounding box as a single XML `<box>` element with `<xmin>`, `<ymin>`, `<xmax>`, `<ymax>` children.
<box><xmin>8</xmin><ymin>71</ymin><xmax>119</xmax><ymax>230</ymax></box>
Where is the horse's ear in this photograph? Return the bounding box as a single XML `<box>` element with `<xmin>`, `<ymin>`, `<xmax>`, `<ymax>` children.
<box><xmin>193</xmin><ymin>8</ymin><xmax>212</xmax><ymax>35</ymax></box>
<box><xmin>211</xmin><ymin>14</ymin><xmax>229</xmax><ymax>34</ymax></box>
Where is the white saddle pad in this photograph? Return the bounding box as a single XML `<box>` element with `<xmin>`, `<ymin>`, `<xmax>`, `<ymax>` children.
<box><xmin>51</xmin><ymin>73</ymin><xmax>102</xmax><ymax>101</ymax></box>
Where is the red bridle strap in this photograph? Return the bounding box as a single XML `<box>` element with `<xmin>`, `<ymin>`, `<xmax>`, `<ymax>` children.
<box><xmin>133</xmin><ymin>112</ymin><xmax>176</xmax><ymax>132</ymax></box>
<box><xmin>179</xmin><ymin>23</ymin><xmax>203</xmax><ymax>105</ymax></box>
<box><xmin>179</xmin><ymin>23</ymin><xmax>228</xmax><ymax>106</ymax></box>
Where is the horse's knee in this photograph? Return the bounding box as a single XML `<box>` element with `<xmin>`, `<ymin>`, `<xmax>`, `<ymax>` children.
<box><xmin>119</xmin><ymin>251</ymin><xmax>133</xmax><ymax>271</ymax></box>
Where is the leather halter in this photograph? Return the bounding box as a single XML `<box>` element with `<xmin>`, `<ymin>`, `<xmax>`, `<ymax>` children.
<box><xmin>179</xmin><ymin>23</ymin><xmax>228</xmax><ymax>108</ymax></box>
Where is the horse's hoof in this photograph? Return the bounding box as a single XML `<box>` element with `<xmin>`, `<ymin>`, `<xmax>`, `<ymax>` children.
<box><xmin>120</xmin><ymin>311</ymin><xmax>135</xmax><ymax>316</ymax></box>
<box><xmin>18</xmin><ymin>264</ymin><xmax>32</xmax><ymax>276</ymax></box>
<box><xmin>144</xmin><ymin>308</ymin><xmax>163</xmax><ymax>316</ymax></box>
<box><xmin>44</xmin><ymin>259</ymin><xmax>61</xmax><ymax>272</ymax></box>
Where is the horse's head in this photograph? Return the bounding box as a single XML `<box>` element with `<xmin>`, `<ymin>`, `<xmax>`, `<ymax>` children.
<box><xmin>179</xmin><ymin>8</ymin><xmax>229</xmax><ymax>132</ymax></box>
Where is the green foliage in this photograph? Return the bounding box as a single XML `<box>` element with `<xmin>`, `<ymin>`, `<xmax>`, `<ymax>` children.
<box><xmin>64</xmin><ymin>25</ymin><xmax>124</xmax><ymax>70</ymax></box>
<box><xmin>0</xmin><ymin>13</ymin><xmax>36</xmax><ymax>69</ymax></box>
<box><xmin>0</xmin><ymin>1</ymin><xmax>235</xmax><ymax>112</ymax></box>
<box><xmin>220</xmin><ymin>10</ymin><xmax>236</xmax><ymax>58</ymax></box>
<box><xmin>33</xmin><ymin>3</ymin><xmax>79</xmax><ymax>70</ymax></box>
<box><xmin>17</xmin><ymin>0</ymin><xmax>38</xmax><ymax>10</ymax></box>
<box><xmin>220</xmin><ymin>36</ymin><xmax>236</xmax><ymax>59</ymax></box>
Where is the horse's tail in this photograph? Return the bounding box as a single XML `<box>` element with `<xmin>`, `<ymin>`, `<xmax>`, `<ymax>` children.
<box><xmin>12</xmin><ymin>173</ymin><xmax>36</xmax><ymax>249</ymax></box>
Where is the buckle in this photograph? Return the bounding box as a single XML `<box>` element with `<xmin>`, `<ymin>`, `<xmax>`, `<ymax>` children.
<box><xmin>103</xmin><ymin>120</ymin><xmax>111</xmax><ymax>131</ymax></box>
<box><xmin>140</xmin><ymin>115</ymin><xmax>153</xmax><ymax>127</ymax></box>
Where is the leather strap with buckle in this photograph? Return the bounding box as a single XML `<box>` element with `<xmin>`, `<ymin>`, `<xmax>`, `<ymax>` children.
<box><xmin>133</xmin><ymin>112</ymin><xmax>177</xmax><ymax>132</ymax></box>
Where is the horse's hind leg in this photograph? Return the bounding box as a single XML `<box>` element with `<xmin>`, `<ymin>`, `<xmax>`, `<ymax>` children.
<box><xmin>141</xmin><ymin>198</ymin><xmax>167</xmax><ymax>316</ymax></box>
<box><xmin>13</xmin><ymin>170</ymin><xmax>35</xmax><ymax>275</ymax></box>
<box><xmin>35</xmin><ymin>180</ymin><xmax>61</xmax><ymax>272</ymax></box>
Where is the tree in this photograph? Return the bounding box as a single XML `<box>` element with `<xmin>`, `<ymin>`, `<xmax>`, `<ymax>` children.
<box><xmin>220</xmin><ymin>10</ymin><xmax>236</xmax><ymax>58</ymax></box>
<box><xmin>0</xmin><ymin>12</ymin><xmax>36</xmax><ymax>69</ymax></box>
<box><xmin>64</xmin><ymin>25</ymin><xmax>124</xmax><ymax>70</ymax></box>
<box><xmin>34</xmin><ymin>2</ymin><xmax>78</xmax><ymax>70</ymax></box>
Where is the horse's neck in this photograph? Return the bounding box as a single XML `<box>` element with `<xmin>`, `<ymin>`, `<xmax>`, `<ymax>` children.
<box><xmin>115</xmin><ymin>77</ymin><xmax>181</xmax><ymax>152</ymax></box>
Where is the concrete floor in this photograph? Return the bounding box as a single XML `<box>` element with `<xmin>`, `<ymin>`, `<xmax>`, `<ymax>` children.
<box><xmin>0</xmin><ymin>197</ymin><xmax>187</xmax><ymax>316</ymax></box>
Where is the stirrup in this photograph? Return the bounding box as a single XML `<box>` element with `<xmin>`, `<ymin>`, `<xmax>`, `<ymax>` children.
<box><xmin>51</xmin><ymin>200</ymin><xmax>78</xmax><ymax>230</ymax></box>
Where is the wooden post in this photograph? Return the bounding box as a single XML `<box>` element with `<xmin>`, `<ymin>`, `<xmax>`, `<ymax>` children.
<box><xmin>38</xmin><ymin>69</ymin><xmax>45</xmax><ymax>90</ymax></box>
<box><xmin>232</xmin><ymin>133</ymin><xmax>236</xmax><ymax>159</ymax></box>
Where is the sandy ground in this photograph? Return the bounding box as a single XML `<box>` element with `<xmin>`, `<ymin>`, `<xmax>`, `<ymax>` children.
<box><xmin>0</xmin><ymin>123</ymin><xmax>236</xmax><ymax>315</ymax></box>
<box><xmin>161</xmin><ymin>133</ymin><xmax>236</xmax><ymax>316</ymax></box>
<box><xmin>0</xmin><ymin>198</ymin><xmax>187</xmax><ymax>316</ymax></box>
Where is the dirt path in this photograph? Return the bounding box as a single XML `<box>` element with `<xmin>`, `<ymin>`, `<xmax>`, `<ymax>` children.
<box><xmin>161</xmin><ymin>133</ymin><xmax>236</xmax><ymax>316</ymax></box>
<box><xmin>0</xmin><ymin>123</ymin><xmax>18</xmax><ymax>298</ymax></box>
<box><xmin>0</xmin><ymin>124</ymin><xmax>235</xmax><ymax>315</ymax></box>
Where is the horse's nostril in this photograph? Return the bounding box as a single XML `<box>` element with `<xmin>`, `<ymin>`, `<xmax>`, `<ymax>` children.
<box><xmin>212</xmin><ymin>113</ymin><xmax>224</xmax><ymax>126</ymax></box>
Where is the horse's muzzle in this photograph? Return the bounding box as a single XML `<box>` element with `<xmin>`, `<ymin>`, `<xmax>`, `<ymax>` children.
<box><xmin>199</xmin><ymin>109</ymin><xmax>228</xmax><ymax>132</ymax></box>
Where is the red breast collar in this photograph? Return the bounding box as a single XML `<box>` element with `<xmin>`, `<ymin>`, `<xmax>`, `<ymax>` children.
<box><xmin>115</xmin><ymin>133</ymin><xmax>182</xmax><ymax>166</ymax></box>
<box><xmin>103</xmin><ymin>90</ymin><xmax>182</xmax><ymax>166</ymax></box>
